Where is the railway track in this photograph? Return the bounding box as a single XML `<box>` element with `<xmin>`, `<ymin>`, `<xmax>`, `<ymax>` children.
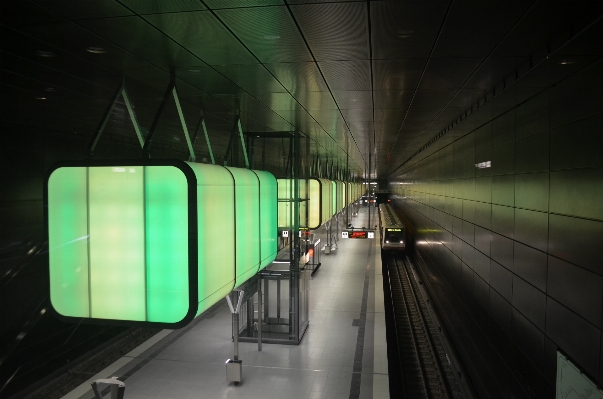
<box><xmin>385</xmin><ymin>255</ymin><xmax>466</xmax><ymax>399</ymax></box>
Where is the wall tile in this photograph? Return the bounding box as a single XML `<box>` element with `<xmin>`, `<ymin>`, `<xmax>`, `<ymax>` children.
<box><xmin>515</xmin><ymin>130</ymin><xmax>549</xmax><ymax>173</ymax></box>
<box><xmin>492</xmin><ymin>204</ymin><xmax>514</xmax><ymax>238</ymax></box>
<box><xmin>464</xmin><ymin>178</ymin><xmax>476</xmax><ymax>200</ymax></box>
<box><xmin>492</xmin><ymin>109</ymin><xmax>515</xmax><ymax>146</ymax></box>
<box><xmin>550</xmin><ymin>62</ymin><xmax>603</xmax><ymax>128</ymax></box>
<box><xmin>514</xmin><ymin>208</ymin><xmax>548</xmax><ymax>252</ymax></box>
<box><xmin>475</xmin><ymin>122</ymin><xmax>493</xmax><ymax>153</ymax></box>
<box><xmin>549</xmin><ymin>214</ymin><xmax>603</xmax><ymax>275</ymax></box>
<box><xmin>0</xmin><ymin>176</ymin><xmax>44</xmax><ymax>201</ymax></box>
<box><xmin>546</xmin><ymin>299</ymin><xmax>601</xmax><ymax>379</ymax></box>
<box><xmin>512</xmin><ymin>308</ymin><xmax>545</xmax><ymax>370</ymax></box>
<box><xmin>463</xmin><ymin>199</ymin><xmax>475</xmax><ymax>223</ymax></box>
<box><xmin>475</xmin><ymin>176</ymin><xmax>492</xmax><ymax>203</ymax></box>
<box><xmin>550</xmin><ymin>168</ymin><xmax>603</xmax><ymax>221</ymax></box>
<box><xmin>474</xmin><ymin>250</ymin><xmax>491</xmax><ymax>283</ymax></box>
<box><xmin>512</xmin><ymin>276</ymin><xmax>546</xmax><ymax>331</ymax></box>
<box><xmin>548</xmin><ymin>256</ymin><xmax>603</xmax><ymax>328</ymax></box>
<box><xmin>516</xmin><ymin>90</ymin><xmax>549</xmax><ymax>139</ymax></box>
<box><xmin>474</xmin><ymin>202</ymin><xmax>492</xmax><ymax>230</ymax></box>
<box><xmin>491</xmin><ymin>232</ymin><xmax>513</xmax><ymax>270</ymax></box>
<box><xmin>492</xmin><ymin>141</ymin><xmax>515</xmax><ymax>175</ymax></box>
<box><xmin>490</xmin><ymin>287</ymin><xmax>512</xmax><ymax>333</ymax></box>
<box><xmin>513</xmin><ymin>241</ymin><xmax>547</xmax><ymax>292</ymax></box>
<box><xmin>463</xmin><ymin>221</ymin><xmax>475</xmax><ymax>246</ymax></box>
<box><xmin>463</xmin><ymin>240</ymin><xmax>475</xmax><ymax>269</ymax></box>
<box><xmin>474</xmin><ymin>275</ymin><xmax>490</xmax><ymax>309</ymax></box>
<box><xmin>492</xmin><ymin>174</ymin><xmax>514</xmax><ymax>206</ymax></box>
<box><xmin>462</xmin><ymin>261</ymin><xmax>474</xmax><ymax>290</ymax></box>
<box><xmin>475</xmin><ymin>226</ymin><xmax>491</xmax><ymax>256</ymax></box>
<box><xmin>550</xmin><ymin>113</ymin><xmax>603</xmax><ymax>171</ymax></box>
<box><xmin>515</xmin><ymin>172</ymin><xmax>549</xmax><ymax>212</ymax></box>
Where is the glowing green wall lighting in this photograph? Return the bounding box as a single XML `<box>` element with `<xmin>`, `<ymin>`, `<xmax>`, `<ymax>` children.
<box><xmin>47</xmin><ymin>160</ymin><xmax>277</xmax><ymax>327</ymax></box>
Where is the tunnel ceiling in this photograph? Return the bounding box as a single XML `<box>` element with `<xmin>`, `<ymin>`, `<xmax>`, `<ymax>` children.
<box><xmin>1</xmin><ymin>1</ymin><xmax>602</xmax><ymax>178</ymax></box>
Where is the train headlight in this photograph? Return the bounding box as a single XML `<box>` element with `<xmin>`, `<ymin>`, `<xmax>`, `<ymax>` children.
<box><xmin>400</xmin><ymin>241</ymin><xmax>403</xmax><ymax>243</ymax></box>
<box><xmin>385</xmin><ymin>240</ymin><xmax>389</xmax><ymax>243</ymax></box>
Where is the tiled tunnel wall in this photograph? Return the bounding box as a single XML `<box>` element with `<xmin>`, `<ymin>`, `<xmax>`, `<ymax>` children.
<box><xmin>391</xmin><ymin>59</ymin><xmax>603</xmax><ymax>398</ymax></box>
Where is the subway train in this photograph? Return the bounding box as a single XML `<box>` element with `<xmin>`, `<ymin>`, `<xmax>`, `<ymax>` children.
<box><xmin>379</xmin><ymin>203</ymin><xmax>406</xmax><ymax>251</ymax></box>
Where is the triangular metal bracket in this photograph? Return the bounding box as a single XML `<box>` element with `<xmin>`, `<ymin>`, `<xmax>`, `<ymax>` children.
<box><xmin>87</xmin><ymin>80</ymin><xmax>144</xmax><ymax>157</ymax></box>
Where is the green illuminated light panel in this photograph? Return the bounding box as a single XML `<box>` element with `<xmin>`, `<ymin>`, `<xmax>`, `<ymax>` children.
<box><xmin>48</xmin><ymin>161</ymin><xmax>277</xmax><ymax>327</ymax></box>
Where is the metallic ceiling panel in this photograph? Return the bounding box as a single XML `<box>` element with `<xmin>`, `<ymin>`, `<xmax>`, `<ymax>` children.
<box><xmin>0</xmin><ymin>1</ymin><xmax>65</xmax><ymax>28</ymax></box>
<box><xmin>373</xmin><ymin>90</ymin><xmax>414</xmax><ymax>109</ymax></box>
<box><xmin>264</xmin><ymin>62</ymin><xmax>329</xmax><ymax>93</ymax></box>
<box><xmin>293</xmin><ymin>91</ymin><xmax>338</xmax><ymax>110</ymax></box>
<box><xmin>410</xmin><ymin>88</ymin><xmax>458</xmax><ymax>109</ymax></box>
<box><xmin>432</xmin><ymin>1</ymin><xmax>531</xmax><ymax>58</ymax></box>
<box><xmin>17</xmin><ymin>23</ymin><xmax>156</xmax><ymax>72</ymax></box>
<box><xmin>0</xmin><ymin>52</ymin><xmax>118</xmax><ymax>99</ymax></box>
<box><xmin>31</xmin><ymin>0</ymin><xmax>134</xmax><ymax>20</ymax></box>
<box><xmin>341</xmin><ymin>109</ymin><xmax>372</xmax><ymax>122</ymax></box>
<box><xmin>332</xmin><ymin>90</ymin><xmax>372</xmax><ymax>110</ymax></box>
<box><xmin>215</xmin><ymin>6</ymin><xmax>312</xmax><ymax>63</ymax></box>
<box><xmin>447</xmin><ymin>89</ymin><xmax>489</xmax><ymax>109</ymax></box>
<box><xmin>420</xmin><ymin>57</ymin><xmax>483</xmax><ymax>89</ymax></box>
<box><xmin>370</xmin><ymin>1</ymin><xmax>450</xmax><ymax>60</ymax></box>
<box><xmin>212</xmin><ymin>64</ymin><xmax>288</xmax><ymax>93</ymax></box>
<box><xmin>372</xmin><ymin>59</ymin><xmax>425</xmax><ymax>91</ymax></box>
<box><xmin>253</xmin><ymin>92</ymin><xmax>300</xmax><ymax>111</ymax></box>
<box><xmin>205</xmin><ymin>0</ymin><xmax>283</xmax><ymax>9</ymax></box>
<box><xmin>119</xmin><ymin>0</ymin><xmax>207</xmax><ymax>14</ymax></box>
<box><xmin>77</xmin><ymin>16</ymin><xmax>203</xmax><ymax>69</ymax></box>
<box><xmin>290</xmin><ymin>2</ymin><xmax>369</xmax><ymax>61</ymax></box>
<box><xmin>177</xmin><ymin>66</ymin><xmax>241</xmax><ymax>95</ymax></box>
<box><xmin>288</xmin><ymin>0</ymin><xmax>362</xmax><ymax>3</ymax></box>
<box><xmin>317</xmin><ymin>60</ymin><xmax>371</xmax><ymax>91</ymax></box>
<box><xmin>140</xmin><ymin>11</ymin><xmax>257</xmax><ymax>66</ymax></box>
<box><xmin>492</xmin><ymin>1</ymin><xmax>603</xmax><ymax>58</ymax></box>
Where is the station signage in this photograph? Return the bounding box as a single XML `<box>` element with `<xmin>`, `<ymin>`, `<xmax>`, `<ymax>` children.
<box><xmin>342</xmin><ymin>230</ymin><xmax>375</xmax><ymax>239</ymax></box>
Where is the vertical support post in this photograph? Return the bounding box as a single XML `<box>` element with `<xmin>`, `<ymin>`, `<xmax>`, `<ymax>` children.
<box><xmin>225</xmin><ymin>291</ymin><xmax>243</xmax><ymax>383</ymax></box>
<box><xmin>345</xmin><ymin>152</ymin><xmax>349</xmax><ymax>226</ymax></box>
<box><xmin>292</xmin><ymin>130</ymin><xmax>300</xmax><ymax>341</ymax></box>
<box><xmin>258</xmin><ymin>277</ymin><xmax>262</xmax><ymax>351</ymax></box>
<box><xmin>276</xmin><ymin>278</ymin><xmax>281</xmax><ymax>323</ymax></box>
<box><xmin>368</xmin><ymin>144</ymin><xmax>372</xmax><ymax>230</ymax></box>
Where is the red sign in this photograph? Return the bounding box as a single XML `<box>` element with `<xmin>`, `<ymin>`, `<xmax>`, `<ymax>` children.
<box><xmin>350</xmin><ymin>231</ymin><xmax>368</xmax><ymax>239</ymax></box>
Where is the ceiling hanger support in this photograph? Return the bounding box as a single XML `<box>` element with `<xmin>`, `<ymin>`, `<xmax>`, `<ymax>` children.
<box><xmin>121</xmin><ymin>87</ymin><xmax>144</xmax><ymax>148</ymax></box>
<box><xmin>191</xmin><ymin>111</ymin><xmax>214</xmax><ymax>164</ymax></box>
<box><xmin>172</xmin><ymin>87</ymin><xmax>196</xmax><ymax>162</ymax></box>
<box><xmin>87</xmin><ymin>81</ymin><xmax>124</xmax><ymax>157</ymax></box>
<box><xmin>236</xmin><ymin>115</ymin><xmax>250</xmax><ymax>169</ymax></box>
<box><xmin>143</xmin><ymin>75</ymin><xmax>175</xmax><ymax>158</ymax></box>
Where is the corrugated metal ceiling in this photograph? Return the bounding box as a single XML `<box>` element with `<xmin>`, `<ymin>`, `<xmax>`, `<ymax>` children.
<box><xmin>1</xmin><ymin>0</ymin><xmax>602</xmax><ymax>177</ymax></box>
